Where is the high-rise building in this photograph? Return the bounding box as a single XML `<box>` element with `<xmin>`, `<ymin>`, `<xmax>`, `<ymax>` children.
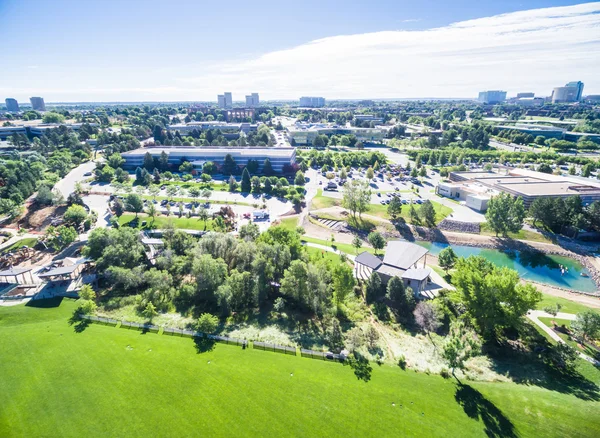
<box><xmin>551</xmin><ymin>81</ymin><xmax>584</xmax><ymax>103</ymax></box>
<box><xmin>218</xmin><ymin>95</ymin><xmax>226</xmax><ymax>108</ymax></box>
<box><xmin>224</xmin><ymin>92</ymin><xmax>232</xmax><ymax>108</ymax></box>
<box><xmin>565</xmin><ymin>81</ymin><xmax>584</xmax><ymax>101</ymax></box>
<box><xmin>477</xmin><ymin>90</ymin><xmax>507</xmax><ymax>104</ymax></box>
<box><xmin>30</xmin><ymin>96</ymin><xmax>46</xmax><ymax>111</ymax></box>
<box><xmin>5</xmin><ymin>98</ymin><xmax>19</xmax><ymax>112</ymax></box>
<box><xmin>245</xmin><ymin>93</ymin><xmax>259</xmax><ymax>107</ymax></box>
<box><xmin>299</xmin><ymin>96</ymin><xmax>325</xmax><ymax>107</ymax></box>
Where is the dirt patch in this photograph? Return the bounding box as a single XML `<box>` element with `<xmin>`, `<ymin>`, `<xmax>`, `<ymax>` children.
<box><xmin>16</xmin><ymin>203</ymin><xmax>67</xmax><ymax>232</ymax></box>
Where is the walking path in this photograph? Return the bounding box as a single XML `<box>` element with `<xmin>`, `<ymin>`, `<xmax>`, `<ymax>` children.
<box><xmin>527</xmin><ymin>310</ymin><xmax>600</xmax><ymax>366</ymax></box>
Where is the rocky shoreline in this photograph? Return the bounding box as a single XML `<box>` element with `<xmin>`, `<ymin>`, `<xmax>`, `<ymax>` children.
<box><xmin>387</xmin><ymin>224</ymin><xmax>600</xmax><ymax>297</ymax></box>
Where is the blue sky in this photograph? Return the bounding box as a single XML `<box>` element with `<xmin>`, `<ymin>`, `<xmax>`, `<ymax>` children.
<box><xmin>1</xmin><ymin>0</ymin><xmax>598</xmax><ymax>102</ymax></box>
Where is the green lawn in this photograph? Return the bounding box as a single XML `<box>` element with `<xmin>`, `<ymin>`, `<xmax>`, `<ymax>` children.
<box><xmin>301</xmin><ymin>236</ymin><xmax>377</xmax><ymax>256</ymax></box>
<box><xmin>118</xmin><ymin>214</ymin><xmax>214</xmax><ymax>231</ymax></box>
<box><xmin>480</xmin><ymin>223</ymin><xmax>554</xmax><ymax>244</ymax></box>
<box><xmin>0</xmin><ymin>237</ymin><xmax>38</xmax><ymax>254</ymax></box>
<box><xmin>538</xmin><ymin>317</ymin><xmax>600</xmax><ymax>362</ymax></box>
<box><xmin>311</xmin><ymin>189</ymin><xmax>340</xmax><ymax>209</ymax></box>
<box><xmin>277</xmin><ymin>216</ymin><xmax>299</xmax><ymax>231</ymax></box>
<box><xmin>0</xmin><ymin>299</ymin><xmax>599</xmax><ymax>437</ymax></box>
<box><xmin>140</xmin><ymin>194</ymin><xmax>254</xmax><ymax>207</ymax></box>
<box><xmin>536</xmin><ymin>294</ymin><xmax>600</xmax><ymax>315</ymax></box>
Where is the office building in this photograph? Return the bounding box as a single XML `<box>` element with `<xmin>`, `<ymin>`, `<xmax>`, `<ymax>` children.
<box><xmin>552</xmin><ymin>81</ymin><xmax>584</xmax><ymax>103</ymax></box>
<box><xmin>5</xmin><ymin>98</ymin><xmax>19</xmax><ymax>112</ymax></box>
<box><xmin>477</xmin><ymin>91</ymin><xmax>507</xmax><ymax>104</ymax></box>
<box><xmin>516</xmin><ymin>92</ymin><xmax>535</xmax><ymax>99</ymax></box>
<box><xmin>287</xmin><ymin>122</ymin><xmax>388</xmax><ymax>145</ymax></box>
<box><xmin>167</xmin><ymin>121</ymin><xmax>258</xmax><ymax>139</ymax></box>
<box><xmin>245</xmin><ymin>93</ymin><xmax>259</xmax><ymax>107</ymax></box>
<box><xmin>29</xmin><ymin>97</ymin><xmax>46</xmax><ymax>111</ymax></box>
<box><xmin>437</xmin><ymin>169</ymin><xmax>600</xmax><ymax>211</ymax></box>
<box><xmin>565</xmin><ymin>81</ymin><xmax>584</xmax><ymax>101</ymax></box>
<box><xmin>121</xmin><ymin>146</ymin><xmax>296</xmax><ymax>173</ymax></box>
<box><xmin>299</xmin><ymin>96</ymin><xmax>325</xmax><ymax>108</ymax></box>
<box><xmin>217</xmin><ymin>95</ymin><xmax>226</xmax><ymax>108</ymax></box>
<box><xmin>224</xmin><ymin>92</ymin><xmax>232</xmax><ymax>108</ymax></box>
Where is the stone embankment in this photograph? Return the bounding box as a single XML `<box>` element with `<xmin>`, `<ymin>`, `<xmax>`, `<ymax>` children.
<box><xmin>437</xmin><ymin>219</ymin><xmax>480</xmax><ymax>234</ymax></box>
<box><xmin>387</xmin><ymin>223</ymin><xmax>600</xmax><ymax>296</ymax></box>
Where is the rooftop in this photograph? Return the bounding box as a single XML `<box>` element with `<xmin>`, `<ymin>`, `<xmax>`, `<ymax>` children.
<box><xmin>122</xmin><ymin>146</ymin><xmax>295</xmax><ymax>158</ymax></box>
<box><xmin>382</xmin><ymin>241</ymin><xmax>428</xmax><ymax>270</ymax></box>
<box><xmin>355</xmin><ymin>252</ymin><xmax>382</xmax><ymax>270</ymax></box>
<box><xmin>496</xmin><ymin>181</ymin><xmax>600</xmax><ymax>196</ymax></box>
<box><xmin>402</xmin><ymin>268</ymin><xmax>431</xmax><ymax>281</ymax></box>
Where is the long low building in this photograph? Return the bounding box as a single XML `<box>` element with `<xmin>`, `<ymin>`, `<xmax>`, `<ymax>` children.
<box><xmin>167</xmin><ymin>122</ymin><xmax>258</xmax><ymax>139</ymax></box>
<box><xmin>287</xmin><ymin>123</ymin><xmax>389</xmax><ymax>145</ymax></box>
<box><xmin>121</xmin><ymin>146</ymin><xmax>296</xmax><ymax>173</ymax></box>
<box><xmin>0</xmin><ymin>123</ymin><xmax>99</xmax><ymax>139</ymax></box>
<box><xmin>437</xmin><ymin>169</ymin><xmax>600</xmax><ymax>211</ymax></box>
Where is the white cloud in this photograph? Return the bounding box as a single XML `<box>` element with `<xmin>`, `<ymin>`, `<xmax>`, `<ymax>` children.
<box><xmin>176</xmin><ymin>2</ymin><xmax>600</xmax><ymax>100</ymax></box>
<box><xmin>4</xmin><ymin>2</ymin><xmax>600</xmax><ymax>101</ymax></box>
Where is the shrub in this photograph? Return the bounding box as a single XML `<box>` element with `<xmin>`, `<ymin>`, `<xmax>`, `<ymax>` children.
<box><xmin>397</xmin><ymin>355</ymin><xmax>407</xmax><ymax>370</ymax></box>
<box><xmin>440</xmin><ymin>368</ymin><xmax>451</xmax><ymax>379</ymax></box>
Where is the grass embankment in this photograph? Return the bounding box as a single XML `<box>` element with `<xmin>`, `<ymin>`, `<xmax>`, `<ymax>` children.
<box><xmin>536</xmin><ymin>294</ymin><xmax>600</xmax><ymax>315</ymax></box>
<box><xmin>480</xmin><ymin>223</ymin><xmax>554</xmax><ymax>244</ymax></box>
<box><xmin>0</xmin><ymin>300</ymin><xmax>598</xmax><ymax>437</ymax></box>
<box><xmin>0</xmin><ymin>237</ymin><xmax>38</xmax><ymax>254</ymax></box>
<box><xmin>118</xmin><ymin>214</ymin><xmax>214</xmax><ymax>231</ymax></box>
<box><xmin>301</xmin><ymin>236</ymin><xmax>376</xmax><ymax>256</ymax></box>
<box><xmin>140</xmin><ymin>194</ymin><xmax>254</xmax><ymax>207</ymax></box>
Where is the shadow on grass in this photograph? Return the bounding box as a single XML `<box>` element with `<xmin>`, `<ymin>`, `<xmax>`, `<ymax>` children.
<box><xmin>26</xmin><ymin>296</ymin><xmax>63</xmax><ymax>308</ymax></box>
<box><xmin>68</xmin><ymin>311</ymin><xmax>90</xmax><ymax>333</ymax></box>
<box><xmin>454</xmin><ymin>383</ymin><xmax>517</xmax><ymax>438</ymax></box>
<box><xmin>194</xmin><ymin>336</ymin><xmax>216</xmax><ymax>354</ymax></box>
<box><xmin>344</xmin><ymin>351</ymin><xmax>373</xmax><ymax>382</ymax></box>
<box><xmin>488</xmin><ymin>323</ymin><xmax>600</xmax><ymax>402</ymax></box>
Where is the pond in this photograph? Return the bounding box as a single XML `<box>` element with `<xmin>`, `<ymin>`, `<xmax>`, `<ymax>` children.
<box><xmin>415</xmin><ymin>241</ymin><xmax>598</xmax><ymax>293</ymax></box>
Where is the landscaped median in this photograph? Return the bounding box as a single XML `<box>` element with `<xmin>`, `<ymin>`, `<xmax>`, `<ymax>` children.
<box><xmin>117</xmin><ymin>214</ymin><xmax>215</xmax><ymax>231</ymax></box>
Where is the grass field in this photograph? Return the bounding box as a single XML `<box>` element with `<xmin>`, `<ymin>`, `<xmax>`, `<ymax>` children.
<box><xmin>0</xmin><ymin>237</ymin><xmax>38</xmax><ymax>254</ymax></box>
<box><xmin>118</xmin><ymin>214</ymin><xmax>214</xmax><ymax>231</ymax></box>
<box><xmin>0</xmin><ymin>299</ymin><xmax>599</xmax><ymax>437</ymax></box>
<box><xmin>479</xmin><ymin>223</ymin><xmax>554</xmax><ymax>244</ymax></box>
<box><xmin>536</xmin><ymin>293</ymin><xmax>600</xmax><ymax>315</ymax></box>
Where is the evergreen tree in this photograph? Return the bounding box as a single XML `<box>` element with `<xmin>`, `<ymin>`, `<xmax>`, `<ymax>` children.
<box><xmin>241</xmin><ymin>168</ymin><xmax>251</xmax><ymax>193</ymax></box>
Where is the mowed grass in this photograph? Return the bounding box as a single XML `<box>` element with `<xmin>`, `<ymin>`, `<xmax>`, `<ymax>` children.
<box><xmin>0</xmin><ymin>237</ymin><xmax>38</xmax><ymax>254</ymax></box>
<box><xmin>480</xmin><ymin>223</ymin><xmax>554</xmax><ymax>244</ymax></box>
<box><xmin>118</xmin><ymin>214</ymin><xmax>214</xmax><ymax>231</ymax></box>
<box><xmin>1</xmin><ymin>300</ymin><xmax>600</xmax><ymax>437</ymax></box>
<box><xmin>536</xmin><ymin>293</ymin><xmax>600</xmax><ymax>315</ymax></box>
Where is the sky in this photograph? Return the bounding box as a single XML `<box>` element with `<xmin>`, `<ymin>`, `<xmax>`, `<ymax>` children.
<box><xmin>1</xmin><ymin>0</ymin><xmax>599</xmax><ymax>102</ymax></box>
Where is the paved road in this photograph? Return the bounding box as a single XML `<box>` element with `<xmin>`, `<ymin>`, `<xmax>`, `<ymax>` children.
<box><xmin>54</xmin><ymin>161</ymin><xmax>96</xmax><ymax>199</ymax></box>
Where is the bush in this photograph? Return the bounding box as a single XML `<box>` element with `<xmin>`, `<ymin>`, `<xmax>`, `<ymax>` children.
<box><xmin>440</xmin><ymin>368</ymin><xmax>451</xmax><ymax>379</ymax></box>
<box><xmin>397</xmin><ymin>355</ymin><xmax>407</xmax><ymax>370</ymax></box>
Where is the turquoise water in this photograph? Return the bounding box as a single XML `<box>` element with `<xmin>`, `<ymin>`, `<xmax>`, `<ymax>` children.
<box><xmin>416</xmin><ymin>241</ymin><xmax>598</xmax><ymax>293</ymax></box>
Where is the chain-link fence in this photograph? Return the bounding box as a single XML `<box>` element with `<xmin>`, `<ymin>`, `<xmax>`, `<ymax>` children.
<box><xmin>253</xmin><ymin>341</ymin><xmax>297</xmax><ymax>355</ymax></box>
<box><xmin>300</xmin><ymin>348</ymin><xmax>345</xmax><ymax>362</ymax></box>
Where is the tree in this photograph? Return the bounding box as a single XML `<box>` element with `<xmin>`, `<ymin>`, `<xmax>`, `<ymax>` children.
<box><xmin>368</xmin><ymin>232</ymin><xmax>385</xmax><ymax>254</ymax></box>
<box><xmin>78</xmin><ymin>284</ymin><xmax>96</xmax><ymax>301</ymax></box>
<box><xmin>442</xmin><ymin>321</ymin><xmax>481</xmax><ymax>379</ymax></box>
<box><xmin>146</xmin><ymin>203</ymin><xmax>159</xmax><ymax>224</ymax></box>
<box><xmin>108</xmin><ymin>153</ymin><xmax>126</xmax><ymax>169</ymax></box>
<box><xmin>571</xmin><ymin>311</ymin><xmax>600</xmax><ymax>342</ymax></box>
<box><xmin>188</xmin><ymin>187</ymin><xmax>201</xmax><ymax>204</ymax></box>
<box><xmin>35</xmin><ymin>185</ymin><xmax>55</xmax><ymax>206</ymax></box>
<box><xmin>419</xmin><ymin>166</ymin><xmax>427</xmax><ymax>178</ymax></box>
<box><xmin>352</xmin><ymin>235</ymin><xmax>363</xmax><ymax>254</ymax></box>
<box><xmin>196</xmin><ymin>313</ymin><xmax>219</xmax><ymax>334</ymax></box>
<box><xmin>64</xmin><ymin>205</ymin><xmax>88</xmax><ymax>227</ymax></box>
<box><xmin>239</xmin><ymin>222</ymin><xmax>260</xmax><ymax>241</ymax></box>
<box><xmin>537</xmin><ymin>163</ymin><xmax>552</xmax><ymax>174</ymax></box>
<box><xmin>294</xmin><ymin>171</ymin><xmax>305</xmax><ymax>186</ymax></box>
<box><xmin>413</xmin><ymin>302</ymin><xmax>441</xmax><ymax>336</ymax></box>
<box><xmin>332</xmin><ymin>263</ymin><xmax>355</xmax><ymax>306</ymax></box>
<box><xmin>273</xmin><ymin>297</ymin><xmax>286</xmax><ymax>314</ymax></box>
<box><xmin>452</xmin><ymin>256</ymin><xmax>542</xmax><ymax>339</ymax></box>
<box><xmin>342</xmin><ymin>179</ymin><xmax>371</xmax><ymax>219</ymax></box>
<box><xmin>42</xmin><ymin>112</ymin><xmax>65</xmax><ymax>123</ymax></box>
<box><xmin>143</xmin><ymin>152</ymin><xmax>155</xmax><ymax>171</ymax></box>
<box><xmin>166</xmin><ymin>185</ymin><xmax>178</xmax><ymax>200</ymax></box>
<box><xmin>263</xmin><ymin>158</ymin><xmax>274</xmax><ymax>175</ymax></box>
<box><xmin>419</xmin><ymin>200</ymin><xmax>436</xmax><ymax>227</ymax></box>
<box><xmin>159</xmin><ymin>150</ymin><xmax>169</xmax><ymax>171</ymax></box>
<box><xmin>365</xmin><ymin>271</ymin><xmax>384</xmax><ymax>304</ymax></box>
<box><xmin>198</xmin><ymin>207</ymin><xmax>209</xmax><ymax>230</ymax></box>
<box><xmin>113</xmin><ymin>199</ymin><xmax>124</xmax><ymax>217</ymax></box>
<box><xmin>228</xmin><ymin>175</ymin><xmax>238</xmax><ymax>192</ymax></box>
<box><xmin>387</xmin><ymin>277</ymin><xmax>415</xmax><ymax>317</ymax></box>
<box><xmin>438</xmin><ymin>246</ymin><xmax>457</xmax><ymax>273</ymax></box>
<box><xmin>142</xmin><ymin>302</ymin><xmax>158</xmax><ymax>320</ymax></box>
<box><xmin>246</xmin><ymin>159</ymin><xmax>259</xmax><ymax>174</ymax></box>
<box><xmin>485</xmin><ymin>192</ymin><xmax>525</xmax><ymax>237</ymax></box>
<box><xmin>125</xmin><ymin>193</ymin><xmax>144</xmax><ymax>217</ymax></box>
<box><xmin>387</xmin><ymin>197</ymin><xmax>402</xmax><ymax>219</ymax></box>
<box><xmin>241</xmin><ymin>167</ymin><xmax>251</xmax><ymax>193</ymax></box>
<box><xmin>364</xmin><ymin>325</ymin><xmax>380</xmax><ymax>350</ymax></box>
<box><xmin>366</xmin><ymin>167</ymin><xmax>374</xmax><ymax>180</ymax></box>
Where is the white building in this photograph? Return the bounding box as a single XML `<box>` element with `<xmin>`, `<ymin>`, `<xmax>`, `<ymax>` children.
<box><xmin>245</xmin><ymin>93</ymin><xmax>259</xmax><ymax>107</ymax></box>
<box><xmin>299</xmin><ymin>96</ymin><xmax>325</xmax><ymax>108</ymax></box>
<box><xmin>552</xmin><ymin>81</ymin><xmax>585</xmax><ymax>103</ymax></box>
<box><xmin>478</xmin><ymin>91</ymin><xmax>507</xmax><ymax>104</ymax></box>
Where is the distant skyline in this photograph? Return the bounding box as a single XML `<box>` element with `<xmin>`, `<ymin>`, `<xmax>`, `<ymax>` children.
<box><xmin>1</xmin><ymin>0</ymin><xmax>599</xmax><ymax>102</ymax></box>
